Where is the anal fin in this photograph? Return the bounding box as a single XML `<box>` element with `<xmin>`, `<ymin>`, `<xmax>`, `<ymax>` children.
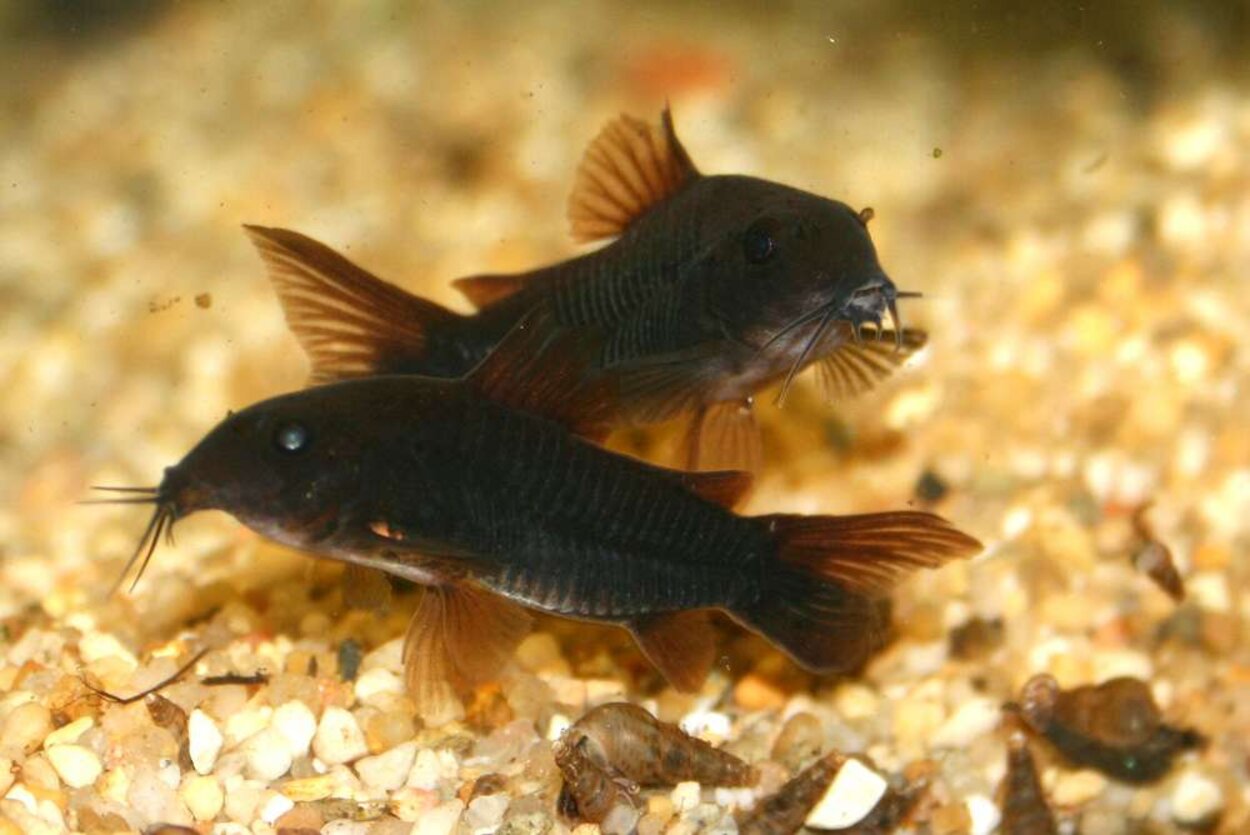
<box><xmin>680</xmin><ymin>399</ymin><xmax>762</xmax><ymax>475</ymax></box>
<box><xmin>402</xmin><ymin>583</ymin><xmax>532</xmax><ymax>724</ymax></box>
<box><xmin>628</xmin><ymin>610</ymin><xmax>718</xmax><ymax>693</ymax></box>
<box><xmin>452</xmin><ymin>273</ymin><xmax>531</xmax><ymax>309</ymax></box>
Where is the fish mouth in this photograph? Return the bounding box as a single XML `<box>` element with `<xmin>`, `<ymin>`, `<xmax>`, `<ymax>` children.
<box><xmin>758</xmin><ymin>275</ymin><xmax>921</xmax><ymax>406</ymax></box>
<box><xmin>87</xmin><ymin>466</ymin><xmax>209</xmax><ymax>594</ymax></box>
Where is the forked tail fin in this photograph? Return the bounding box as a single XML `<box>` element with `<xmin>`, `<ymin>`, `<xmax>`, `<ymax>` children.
<box><xmin>732</xmin><ymin>512</ymin><xmax>981</xmax><ymax>673</ymax></box>
<box><xmin>244</xmin><ymin>225</ymin><xmax>462</xmax><ymax>384</ymax></box>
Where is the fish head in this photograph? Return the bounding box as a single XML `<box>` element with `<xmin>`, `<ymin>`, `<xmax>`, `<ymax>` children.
<box><xmin>696</xmin><ymin>177</ymin><xmax>907</xmax><ymax>351</ymax></box>
<box><xmin>158</xmin><ymin>388</ymin><xmax>368</xmax><ymax>548</ymax></box>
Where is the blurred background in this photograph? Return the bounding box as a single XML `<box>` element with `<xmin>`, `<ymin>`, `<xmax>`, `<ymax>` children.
<box><xmin>0</xmin><ymin>1</ymin><xmax>1247</xmax><ymax>831</ymax></box>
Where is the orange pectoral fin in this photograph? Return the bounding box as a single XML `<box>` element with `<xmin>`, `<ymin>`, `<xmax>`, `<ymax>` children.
<box><xmin>401</xmin><ymin>583</ymin><xmax>532</xmax><ymax>723</ymax></box>
<box><xmin>680</xmin><ymin>399</ymin><xmax>763</xmax><ymax>476</ymax></box>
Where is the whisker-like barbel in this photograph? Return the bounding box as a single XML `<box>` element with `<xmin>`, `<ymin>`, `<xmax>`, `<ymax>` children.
<box><xmin>775</xmin><ymin>305</ymin><xmax>838</xmax><ymax>407</ymax></box>
<box><xmin>111</xmin><ymin>504</ymin><xmax>172</xmax><ymax>596</ymax></box>
<box><xmin>92</xmin><ymin>485</ymin><xmax>160</xmax><ymax>494</ymax></box>
<box><xmin>754</xmin><ymin>300</ymin><xmax>837</xmax><ymax>356</ymax></box>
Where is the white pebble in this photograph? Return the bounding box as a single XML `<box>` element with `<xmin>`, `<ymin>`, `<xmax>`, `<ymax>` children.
<box><xmin>356</xmin><ymin>741</ymin><xmax>418</xmax><ymax>792</ymax></box>
<box><xmin>1171</xmin><ymin>769</ymin><xmax>1223</xmax><ymax>826</ymax></box>
<box><xmin>271</xmin><ymin>700</ymin><xmax>318</xmax><ymax>757</ymax></box>
<box><xmin>930</xmin><ymin>698</ymin><xmax>1000</xmax><ymax>748</ymax></box>
<box><xmin>414</xmin><ymin>799</ymin><xmax>464</xmax><ymax>835</ymax></box>
<box><xmin>407</xmin><ymin>748</ymin><xmax>458</xmax><ymax>790</ymax></box>
<box><xmin>46</xmin><ymin>745</ymin><xmax>102</xmax><ymax>788</ymax></box>
<box><xmin>965</xmin><ymin>793</ymin><xmax>1001</xmax><ymax>835</ymax></box>
<box><xmin>466</xmin><ymin>792</ymin><xmax>511</xmax><ymax>832</ymax></box>
<box><xmin>180</xmin><ymin>774</ymin><xmax>224</xmax><ymax>821</ymax></box>
<box><xmin>188</xmin><ymin>710</ymin><xmax>224</xmax><ymax>775</ymax></box>
<box><xmin>546</xmin><ymin>713</ymin><xmax>572</xmax><ymax>741</ymax></box>
<box><xmin>804</xmin><ymin>758</ymin><xmax>888</xmax><ymax>830</ymax></box>
<box><xmin>671</xmin><ymin>781</ymin><xmax>701</xmax><ymax>813</ymax></box>
<box><xmin>354</xmin><ymin>667</ymin><xmax>405</xmax><ymax>702</ymax></box>
<box><xmin>259</xmin><ymin>791</ymin><xmax>296</xmax><ymax>824</ymax></box>
<box><xmin>679</xmin><ymin>710</ymin><xmax>731</xmax><ymax>744</ymax></box>
<box><xmin>313</xmin><ymin>707</ymin><xmax>369</xmax><ymax>765</ymax></box>
<box><xmin>224</xmin><ymin>706</ymin><xmax>272</xmax><ymax>748</ymax></box>
<box><xmin>322</xmin><ymin>821</ymin><xmax>372</xmax><ymax>835</ymax></box>
<box><xmin>78</xmin><ymin>632</ymin><xmax>138</xmax><ymax>667</ymax></box>
<box><xmin>243</xmin><ymin>728</ymin><xmax>294</xmax><ymax>781</ymax></box>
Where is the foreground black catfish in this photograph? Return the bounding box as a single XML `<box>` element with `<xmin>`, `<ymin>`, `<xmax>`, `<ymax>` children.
<box><xmin>246</xmin><ymin>108</ymin><xmax>926</xmax><ymax>472</ymax></box>
<box><xmin>106</xmin><ymin>324</ymin><xmax>978</xmax><ymax>716</ymax></box>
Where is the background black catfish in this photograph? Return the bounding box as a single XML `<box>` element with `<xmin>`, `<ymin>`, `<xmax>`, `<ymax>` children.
<box><xmin>113</xmin><ymin>323</ymin><xmax>979</xmax><ymax>718</ymax></box>
<box><xmin>246</xmin><ymin>109</ymin><xmax>927</xmax><ymax>472</ymax></box>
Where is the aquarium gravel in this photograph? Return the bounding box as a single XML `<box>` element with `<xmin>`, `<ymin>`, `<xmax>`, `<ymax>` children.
<box><xmin>1</xmin><ymin>2</ymin><xmax>1247</xmax><ymax>833</ymax></box>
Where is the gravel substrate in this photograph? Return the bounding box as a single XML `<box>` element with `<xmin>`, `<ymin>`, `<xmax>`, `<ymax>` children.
<box><xmin>1</xmin><ymin>2</ymin><xmax>1247</xmax><ymax>833</ymax></box>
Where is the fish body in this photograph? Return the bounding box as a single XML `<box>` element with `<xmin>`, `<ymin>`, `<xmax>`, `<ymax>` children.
<box><xmin>125</xmin><ymin>329</ymin><xmax>978</xmax><ymax>710</ymax></box>
<box><xmin>247</xmin><ymin>109</ymin><xmax>927</xmax><ymax>471</ymax></box>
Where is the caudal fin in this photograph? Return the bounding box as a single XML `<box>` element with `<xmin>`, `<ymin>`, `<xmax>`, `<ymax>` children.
<box><xmin>731</xmin><ymin>512</ymin><xmax>981</xmax><ymax>673</ymax></box>
<box><xmin>244</xmin><ymin>225</ymin><xmax>461</xmax><ymax>384</ymax></box>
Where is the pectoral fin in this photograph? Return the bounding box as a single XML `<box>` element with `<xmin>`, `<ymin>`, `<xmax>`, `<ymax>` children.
<box><xmin>465</xmin><ymin>308</ymin><xmax>616</xmax><ymax>441</ymax></box>
<box><xmin>452</xmin><ymin>273</ymin><xmax>531</xmax><ymax>308</ymax></box>
<box><xmin>628</xmin><ymin>610</ymin><xmax>718</xmax><ymax>693</ymax></box>
<box><xmin>815</xmin><ymin>327</ymin><xmax>928</xmax><ymax>400</ymax></box>
<box><xmin>402</xmin><ymin>583</ymin><xmax>532</xmax><ymax>723</ymax></box>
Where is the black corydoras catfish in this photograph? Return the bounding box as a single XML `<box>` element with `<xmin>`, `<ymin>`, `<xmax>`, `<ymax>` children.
<box><xmin>245</xmin><ymin>108</ymin><xmax>926</xmax><ymax>472</ymax></box>
<box><xmin>110</xmin><ymin>326</ymin><xmax>979</xmax><ymax>714</ymax></box>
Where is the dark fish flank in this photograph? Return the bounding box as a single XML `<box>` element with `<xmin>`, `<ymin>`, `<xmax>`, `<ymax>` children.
<box><xmin>111</xmin><ymin>341</ymin><xmax>979</xmax><ymax>707</ymax></box>
<box><xmin>245</xmin><ymin>108</ymin><xmax>927</xmax><ymax>472</ymax></box>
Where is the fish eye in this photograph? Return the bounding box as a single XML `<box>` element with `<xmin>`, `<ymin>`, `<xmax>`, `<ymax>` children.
<box><xmin>274</xmin><ymin>421</ymin><xmax>310</xmax><ymax>454</ymax></box>
<box><xmin>742</xmin><ymin>219</ymin><xmax>778</xmax><ymax>265</ymax></box>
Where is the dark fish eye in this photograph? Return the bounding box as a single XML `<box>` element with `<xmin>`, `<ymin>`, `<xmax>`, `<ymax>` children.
<box><xmin>742</xmin><ymin>219</ymin><xmax>777</xmax><ymax>265</ymax></box>
<box><xmin>274</xmin><ymin>421</ymin><xmax>310</xmax><ymax>453</ymax></box>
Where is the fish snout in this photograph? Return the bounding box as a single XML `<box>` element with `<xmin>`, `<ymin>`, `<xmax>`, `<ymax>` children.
<box><xmin>158</xmin><ymin>465</ymin><xmax>211</xmax><ymax>519</ymax></box>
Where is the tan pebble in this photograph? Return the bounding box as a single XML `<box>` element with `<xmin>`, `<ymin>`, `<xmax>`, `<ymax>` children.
<box><xmin>930</xmin><ymin>800</ymin><xmax>972</xmax><ymax>834</ymax></box>
<box><xmin>43</xmin><ymin>716</ymin><xmax>93</xmax><ymax>748</ymax></box>
<box><xmin>390</xmin><ymin>786</ymin><xmax>441</xmax><ymax>821</ymax></box>
<box><xmin>733</xmin><ymin>674</ymin><xmax>786</xmax><ymax>711</ymax></box>
<box><xmin>833</xmin><ymin>683</ymin><xmax>879</xmax><ymax>720</ymax></box>
<box><xmin>1051</xmin><ymin>769</ymin><xmax>1107</xmax><ymax>806</ymax></box>
<box><xmin>1190</xmin><ymin>543</ymin><xmax>1229</xmax><ymax>571</ymax></box>
<box><xmin>514</xmin><ymin>633</ymin><xmax>571</xmax><ymax>675</ymax></box>
<box><xmin>646</xmin><ymin>793</ymin><xmax>674</xmax><ymax>824</ymax></box>
<box><xmin>313</xmin><ymin>707</ymin><xmax>369</xmax><ymax>765</ymax></box>
<box><xmin>363</xmin><ymin>708</ymin><xmax>416</xmax><ymax>752</ymax></box>
<box><xmin>1</xmin><ymin>702</ymin><xmax>53</xmax><ymax>756</ymax></box>
<box><xmin>180</xmin><ymin>773</ymin><xmax>224</xmax><ymax>821</ymax></box>
<box><xmin>275</xmin><ymin>802</ymin><xmax>324</xmax><ymax>830</ymax></box>
<box><xmin>78</xmin><ymin>632</ymin><xmax>138</xmax><ymax>667</ymax></box>
<box><xmin>354</xmin><ymin>667</ymin><xmax>404</xmax><ymax>702</ymax></box>
<box><xmin>46</xmin><ymin>744</ymin><xmax>102</xmax><ymax>788</ymax></box>
<box><xmin>570</xmin><ymin>825</ymin><xmax>601</xmax><ymax>835</ymax></box>
<box><xmin>892</xmin><ymin>695</ymin><xmax>945</xmax><ymax>758</ymax></box>
<box><xmin>0</xmin><ymin>758</ymin><xmax>11</xmax><ymax>797</ymax></box>
<box><xmin>670</xmin><ymin>781</ymin><xmax>701</xmax><ymax>813</ymax></box>
<box><xmin>22</xmin><ymin>753</ymin><xmax>61</xmax><ymax>791</ymax></box>
<box><xmin>0</xmin><ymin>817</ymin><xmax>21</xmax><ymax>835</ymax></box>
<box><xmin>1170</xmin><ymin>768</ymin><xmax>1224</xmax><ymax>826</ymax></box>
<box><xmin>637</xmin><ymin>813</ymin><xmax>666</xmax><ymax>835</ymax></box>
<box><xmin>930</xmin><ymin>698</ymin><xmax>1000</xmax><ymax>749</ymax></box>
<box><xmin>278</xmin><ymin>773</ymin><xmax>337</xmax><ymax>802</ymax></box>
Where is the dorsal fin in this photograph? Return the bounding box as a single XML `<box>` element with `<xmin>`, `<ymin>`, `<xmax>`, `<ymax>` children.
<box><xmin>567</xmin><ymin>106</ymin><xmax>700</xmax><ymax>243</ymax></box>
<box><xmin>451</xmin><ymin>273</ymin><xmax>531</xmax><ymax>309</ymax></box>
<box><xmin>465</xmin><ymin>307</ymin><xmax>615</xmax><ymax>442</ymax></box>
<box><xmin>675</xmin><ymin>469</ymin><xmax>754</xmax><ymax>509</ymax></box>
<box><xmin>244</xmin><ymin>225</ymin><xmax>459</xmax><ymax>385</ymax></box>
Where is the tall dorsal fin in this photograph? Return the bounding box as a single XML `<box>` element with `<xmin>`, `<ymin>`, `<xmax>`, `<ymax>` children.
<box><xmin>465</xmin><ymin>307</ymin><xmax>615</xmax><ymax>442</ymax></box>
<box><xmin>567</xmin><ymin>106</ymin><xmax>700</xmax><ymax>243</ymax></box>
<box><xmin>244</xmin><ymin>225</ymin><xmax>458</xmax><ymax>385</ymax></box>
